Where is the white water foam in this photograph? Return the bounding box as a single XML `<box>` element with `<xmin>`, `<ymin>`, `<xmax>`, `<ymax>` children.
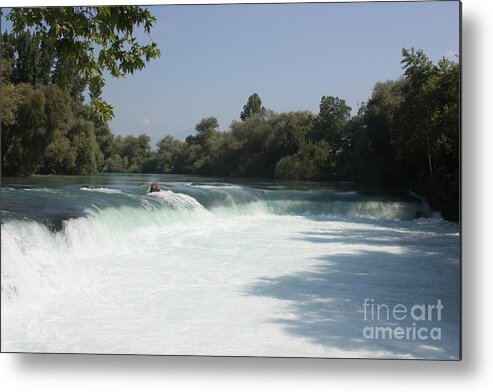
<box><xmin>148</xmin><ymin>189</ymin><xmax>205</xmax><ymax>210</ymax></box>
<box><xmin>190</xmin><ymin>184</ymin><xmax>242</xmax><ymax>189</ymax></box>
<box><xmin>1</xmin><ymin>187</ymin><xmax>459</xmax><ymax>358</ymax></box>
<box><xmin>80</xmin><ymin>187</ymin><xmax>124</xmax><ymax>194</ymax></box>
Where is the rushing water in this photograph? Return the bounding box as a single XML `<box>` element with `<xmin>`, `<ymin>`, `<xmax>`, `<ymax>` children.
<box><xmin>0</xmin><ymin>174</ymin><xmax>460</xmax><ymax>358</ymax></box>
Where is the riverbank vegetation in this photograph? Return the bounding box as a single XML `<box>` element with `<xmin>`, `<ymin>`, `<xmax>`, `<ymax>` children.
<box><xmin>1</xmin><ymin>8</ymin><xmax>459</xmax><ymax>220</ymax></box>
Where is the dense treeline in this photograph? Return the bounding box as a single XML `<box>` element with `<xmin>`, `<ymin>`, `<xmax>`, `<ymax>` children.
<box><xmin>1</xmin><ymin>30</ymin><xmax>459</xmax><ymax>220</ymax></box>
<box><xmin>1</xmin><ymin>31</ymin><xmax>153</xmax><ymax>176</ymax></box>
<box><xmin>143</xmin><ymin>48</ymin><xmax>460</xmax><ymax>219</ymax></box>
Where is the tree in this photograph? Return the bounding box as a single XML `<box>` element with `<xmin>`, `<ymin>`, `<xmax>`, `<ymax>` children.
<box><xmin>104</xmin><ymin>134</ymin><xmax>152</xmax><ymax>172</ymax></box>
<box><xmin>12</xmin><ymin>31</ymin><xmax>40</xmax><ymax>85</ymax></box>
<box><xmin>275</xmin><ymin>140</ymin><xmax>331</xmax><ymax>180</ymax></box>
<box><xmin>93</xmin><ymin>121</ymin><xmax>114</xmax><ymax>161</ymax></box>
<box><xmin>303</xmin><ymin>96</ymin><xmax>352</xmax><ymax>177</ymax></box>
<box><xmin>0</xmin><ymin>84</ymin><xmax>22</xmax><ymax>170</ymax></box>
<box><xmin>240</xmin><ymin>93</ymin><xmax>266</xmax><ymax>121</ymax></box>
<box><xmin>394</xmin><ymin>48</ymin><xmax>459</xmax><ymax>219</ymax></box>
<box><xmin>2</xmin><ymin>83</ymin><xmax>73</xmax><ymax>175</ymax></box>
<box><xmin>6</xmin><ymin>6</ymin><xmax>161</xmax><ymax>121</ymax></box>
<box><xmin>268</xmin><ymin>111</ymin><xmax>314</xmax><ymax>157</ymax></box>
<box><xmin>104</xmin><ymin>154</ymin><xmax>128</xmax><ymax>173</ymax></box>
<box><xmin>43</xmin><ymin>136</ymin><xmax>77</xmax><ymax>174</ymax></box>
<box><xmin>260</xmin><ymin>111</ymin><xmax>315</xmax><ymax>177</ymax></box>
<box><xmin>193</xmin><ymin>117</ymin><xmax>220</xmax><ymax>145</ymax></box>
<box><xmin>312</xmin><ymin>96</ymin><xmax>351</xmax><ymax>144</ymax></box>
<box><xmin>156</xmin><ymin>135</ymin><xmax>188</xmax><ymax>173</ymax></box>
<box><xmin>184</xmin><ymin>117</ymin><xmax>224</xmax><ymax>174</ymax></box>
<box><xmin>346</xmin><ymin>80</ymin><xmax>404</xmax><ymax>183</ymax></box>
<box><xmin>1</xmin><ymin>32</ymin><xmax>15</xmax><ymax>83</ymax></box>
<box><xmin>67</xmin><ymin>119</ymin><xmax>101</xmax><ymax>174</ymax></box>
<box><xmin>228</xmin><ymin>114</ymin><xmax>271</xmax><ymax>177</ymax></box>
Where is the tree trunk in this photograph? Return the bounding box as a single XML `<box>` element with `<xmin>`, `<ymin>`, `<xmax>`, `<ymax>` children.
<box><xmin>428</xmin><ymin>153</ymin><xmax>433</xmax><ymax>178</ymax></box>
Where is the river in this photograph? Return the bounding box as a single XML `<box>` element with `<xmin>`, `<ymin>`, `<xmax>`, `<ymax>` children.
<box><xmin>0</xmin><ymin>174</ymin><xmax>460</xmax><ymax>358</ymax></box>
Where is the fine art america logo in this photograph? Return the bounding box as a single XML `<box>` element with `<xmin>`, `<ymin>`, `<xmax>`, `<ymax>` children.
<box><xmin>362</xmin><ymin>298</ymin><xmax>443</xmax><ymax>341</ymax></box>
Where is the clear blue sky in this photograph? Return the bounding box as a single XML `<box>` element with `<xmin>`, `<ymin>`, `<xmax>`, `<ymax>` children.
<box><xmin>3</xmin><ymin>2</ymin><xmax>460</xmax><ymax>145</ymax></box>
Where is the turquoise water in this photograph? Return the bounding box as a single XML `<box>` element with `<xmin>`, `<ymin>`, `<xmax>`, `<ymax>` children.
<box><xmin>0</xmin><ymin>174</ymin><xmax>460</xmax><ymax>358</ymax></box>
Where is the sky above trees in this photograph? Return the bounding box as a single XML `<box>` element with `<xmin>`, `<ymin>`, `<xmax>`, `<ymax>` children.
<box><xmin>2</xmin><ymin>1</ymin><xmax>460</xmax><ymax>144</ymax></box>
<box><xmin>102</xmin><ymin>2</ymin><xmax>459</xmax><ymax>144</ymax></box>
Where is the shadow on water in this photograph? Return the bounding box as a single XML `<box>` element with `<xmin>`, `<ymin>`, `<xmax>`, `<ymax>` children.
<box><xmin>298</xmin><ymin>225</ymin><xmax>459</xmax><ymax>258</ymax></box>
<box><xmin>244</xmin><ymin>219</ymin><xmax>460</xmax><ymax>359</ymax></box>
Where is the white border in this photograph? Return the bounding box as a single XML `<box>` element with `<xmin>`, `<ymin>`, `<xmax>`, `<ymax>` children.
<box><xmin>1</xmin><ymin>0</ymin><xmax>492</xmax><ymax>390</ymax></box>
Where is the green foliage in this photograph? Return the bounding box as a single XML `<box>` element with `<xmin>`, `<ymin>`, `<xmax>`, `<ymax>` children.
<box><xmin>6</xmin><ymin>6</ymin><xmax>161</xmax><ymax>120</ymax></box>
<box><xmin>312</xmin><ymin>96</ymin><xmax>351</xmax><ymax>143</ymax></box>
<box><xmin>1</xmin><ymin>84</ymin><xmax>22</xmax><ymax>128</ymax></box>
<box><xmin>155</xmin><ymin>135</ymin><xmax>189</xmax><ymax>174</ymax></box>
<box><xmin>104</xmin><ymin>154</ymin><xmax>128</xmax><ymax>173</ymax></box>
<box><xmin>307</xmin><ymin>96</ymin><xmax>352</xmax><ymax>177</ymax></box>
<box><xmin>1</xmin><ymin>32</ymin><xmax>15</xmax><ymax>83</ymax></box>
<box><xmin>89</xmin><ymin>98</ymin><xmax>114</xmax><ymax>123</ymax></box>
<box><xmin>1</xmin><ymin>30</ymin><xmax>89</xmax><ymax>101</ymax></box>
<box><xmin>395</xmin><ymin>48</ymin><xmax>459</xmax><ymax>219</ymax></box>
<box><xmin>104</xmin><ymin>134</ymin><xmax>152</xmax><ymax>173</ymax></box>
<box><xmin>336</xmin><ymin>48</ymin><xmax>459</xmax><ymax>219</ymax></box>
<box><xmin>226</xmin><ymin>115</ymin><xmax>271</xmax><ymax>176</ymax></box>
<box><xmin>275</xmin><ymin>140</ymin><xmax>331</xmax><ymax>180</ymax></box>
<box><xmin>67</xmin><ymin>119</ymin><xmax>101</xmax><ymax>175</ymax></box>
<box><xmin>1</xmin><ymin>47</ymin><xmax>459</xmax><ymax>220</ymax></box>
<box><xmin>43</xmin><ymin>136</ymin><xmax>77</xmax><ymax>174</ymax></box>
<box><xmin>184</xmin><ymin>117</ymin><xmax>224</xmax><ymax>174</ymax></box>
<box><xmin>1</xmin><ymin>83</ymin><xmax>73</xmax><ymax>175</ymax></box>
<box><xmin>0</xmin><ymin>81</ymin><xmax>108</xmax><ymax>176</ymax></box>
<box><xmin>240</xmin><ymin>93</ymin><xmax>266</xmax><ymax>121</ymax></box>
<box><xmin>189</xmin><ymin>117</ymin><xmax>219</xmax><ymax>145</ymax></box>
<box><xmin>347</xmin><ymin>80</ymin><xmax>404</xmax><ymax>183</ymax></box>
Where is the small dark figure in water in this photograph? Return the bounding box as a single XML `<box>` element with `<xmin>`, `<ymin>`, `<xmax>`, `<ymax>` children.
<box><xmin>149</xmin><ymin>181</ymin><xmax>161</xmax><ymax>193</ymax></box>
